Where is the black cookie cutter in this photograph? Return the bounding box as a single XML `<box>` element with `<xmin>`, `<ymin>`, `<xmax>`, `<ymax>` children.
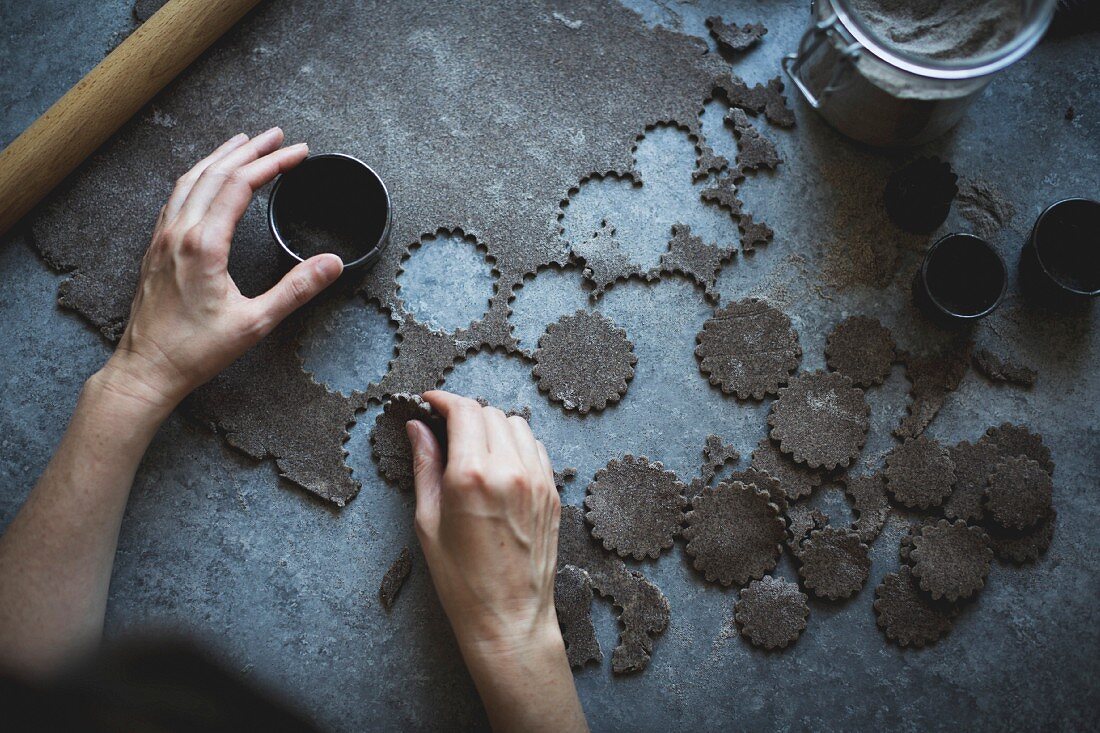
<box><xmin>268</xmin><ymin>153</ymin><xmax>392</xmax><ymax>271</ymax></box>
<box><xmin>1020</xmin><ymin>197</ymin><xmax>1099</xmax><ymax>305</ymax></box>
<box><xmin>914</xmin><ymin>233</ymin><xmax>1007</xmax><ymax>326</ymax></box>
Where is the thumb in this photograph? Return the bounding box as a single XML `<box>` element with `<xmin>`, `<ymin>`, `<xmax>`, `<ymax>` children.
<box><xmin>251</xmin><ymin>254</ymin><xmax>343</xmax><ymax>331</ymax></box>
<box><xmin>407</xmin><ymin>420</ymin><xmax>444</xmax><ymax>531</ymax></box>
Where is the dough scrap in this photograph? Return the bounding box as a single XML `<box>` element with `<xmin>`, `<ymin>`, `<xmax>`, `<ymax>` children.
<box><xmin>185</xmin><ymin>330</ymin><xmax>367</xmax><ymax>506</ymax></box>
<box><xmin>557</xmin><ymin>506</ymin><xmax>670</xmax><ymax>674</ymax></box>
<box><xmin>571</xmin><ymin>219</ymin><xmax>650</xmax><ymax>299</ymax></box>
<box><xmin>379</xmin><ymin>546</ymin><xmax>412</xmax><ymax>610</ymax></box>
<box><xmin>973</xmin><ymin>347</ymin><xmax>1036</xmax><ymax>387</ymax></box>
<box><xmin>706</xmin><ymin>16</ymin><xmax>768</xmax><ymax>54</ymax></box>
<box><xmin>720</xmin><ymin>76</ymin><xmax>796</xmax><ymax>128</ymax></box>
<box><xmin>658</xmin><ymin>224</ymin><xmax>737</xmax><ymax>303</ymax></box>
<box><xmin>737</xmin><ymin>214</ymin><xmax>774</xmax><ymax>253</ymax></box>
<box><xmin>700</xmin><ymin>168</ymin><xmax>746</xmax><ymax>216</ymax></box>
<box><xmin>699</xmin><ymin>434</ymin><xmax>742</xmax><ymax>485</ymax></box>
<box><xmin>843</xmin><ymin>472</ymin><xmax>890</xmax><ymax>543</ymax></box>
<box><xmin>555</xmin><ymin>565</ymin><xmax>603</xmax><ymax>668</ymax></box>
<box><xmin>726</xmin><ymin>108</ymin><xmax>780</xmax><ymax>171</ymax></box>
<box><xmin>895</xmin><ymin>343</ymin><xmax>971</xmax><ymax>439</ymax></box>
<box><xmin>554</xmin><ymin>467</ymin><xmax>579</xmax><ymax>492</ymax></box>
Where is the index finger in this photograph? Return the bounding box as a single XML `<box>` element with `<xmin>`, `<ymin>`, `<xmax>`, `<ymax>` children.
<box><xmin>164</xmin><ymin>133</ymin><xmax>250</xmax><ymax>220</ymax></box>
<box><xmin>422</xmin><ymin>391</ymin><xmax>488</xmax><ymax>465</ymax></box>
<box><xmin>199</xmin><ymin>143</ymin><xmax>310</xmax><ymax>246</ymax></box>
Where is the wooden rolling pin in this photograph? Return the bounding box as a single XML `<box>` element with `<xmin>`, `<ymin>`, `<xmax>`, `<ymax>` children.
<box><xmin>0</xmin><ymin>0</ymin><xmax>263</xmax><ymax>238</ymax></box>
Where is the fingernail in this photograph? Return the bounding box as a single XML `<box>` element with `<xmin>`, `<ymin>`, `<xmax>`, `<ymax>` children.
<box><xmin>314</xmin><ymin>253</ymin><xmax>343</xmax><ymax>279</ymax></box>
<box><xmin>260</xmin><ymin>126</ymin><xmax>283</xmax><ymax>140</ymax></box>
<box><xmin>405</xmin><ymin>420</ymin><xmax>421</xmax><ymax>448</ymax></box>
<box><xmin>291</xmin><ymin>142</ymin><xmax>309</xmax><ymax>153</ymax></box>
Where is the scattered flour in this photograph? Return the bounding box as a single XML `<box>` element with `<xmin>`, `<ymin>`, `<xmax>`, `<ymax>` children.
<box><xmin>553</xmin><ymin>12</ymin><xmax>583</xmax><ymax>30</ymax></box>
<box><xmin>957</xmin><ymin>177</ymin><xmax>1017</xmax><ymax>239</ymax></box>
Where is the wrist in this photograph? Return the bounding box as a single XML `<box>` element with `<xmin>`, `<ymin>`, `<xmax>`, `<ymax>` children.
<box><xmin>457</xmin><ymin>616</ymin><xmax>583</xmax><ymax>732</ymax></box>
<box><xmin>86</xmin><ymin>357</ymin><xmax>180</xmax><ymax>428</ymax></box>
<box><xmin>459</xmin><ymin>613</ymin><xmax>566</xmax><ymax>672</ymax></box>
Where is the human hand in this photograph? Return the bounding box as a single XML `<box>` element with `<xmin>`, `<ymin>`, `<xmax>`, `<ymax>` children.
<box><xmin>407</xmin><ymin>392</ymin><xmax>585</xmax><ymax>732</ymax></box>
<box><xmin>97</xmin><ymin>128</ymin><xmax>343</xmax><ymax>417</ymax></box>
<box><xmin>408</xmin><ymin>391</ymin><xmax>562</xmax><ymax>654</ymax></box>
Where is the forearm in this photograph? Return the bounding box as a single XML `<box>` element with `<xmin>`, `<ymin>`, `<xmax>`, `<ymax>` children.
<box><xmin>0</xmin><ymin>131</ymin><xmax>331</xmax><ymax>675</ymax></box>
<box><xmin>460</xmin><ymin>624</ymin><xmax>588</xmax><ymax>733</ymax></box>
<box><xmin>0</xmin><ymin>364</ymin><xmax>167</xmax><ymax>674</ymax></box>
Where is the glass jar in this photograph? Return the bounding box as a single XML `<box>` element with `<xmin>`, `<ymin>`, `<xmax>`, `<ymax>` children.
<box><xmin>782</xmin><ymin>0</ymin><xmax>1056</xmax><ymax>147</ymax></box>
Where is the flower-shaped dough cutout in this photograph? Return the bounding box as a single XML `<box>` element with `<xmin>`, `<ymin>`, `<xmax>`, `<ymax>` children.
<box><xmin>726</xmin><ymin>467</ymin><xmax>786</xmax><ymax>515</ymax></box>
<box><xmin>909</xmin><ymin>519</ymin><xmax>993</xmax><ymax>602</ymax></box>
<box><xmin>824</xmin><ymin>315</ymin><xmax>896</xmax><ymax>388</ymax></box>
<box><xmin>796</xmin><ymin>526</ymin><xmax>871</xmax><ymax>600</ymax></box>
<box><xmin>532</xmin><ymin>310</ymin><xmax>636</xmax><ymax>413</ymax></box>
<box><xmin>984</xmin><ymin>423</ymin><xmax>1054</xmax><ymax>476</ymax></box>
<box><xmin>943</xmin><ymin>437</ymin><xmax>1001</xmax><ymax>522</ymax></box>
<box><xmin>874</xmin><ymin>567</ymin><xmax>956</xmax><ymax>648</ymax></box>
<box><xmin>751</xmin><ymin>437</ymin><xmax>823</xmax><ymax>502</ymax></box>
<box><xmin>985</xmin><ymin>455</ymin><xmax>1053</xmax><ymax>531</ymax></box>
<box><xmin>371</xmin><ymin>393</ymin><xmax>447</xmax><ymax>492</ymax></box>
<box><xmin>695</xmin><ymin>298</ymin><xmax>801</xmax><ymax>400</ymax></box>
<box><xmin>584</xmin><ymin>455</ymin><xmax>687</xmax><ymax>560</ymax></box>
<box><xmin>988</xmin><ymin>508</ymin><xmax>1056</xmax><ymax>564</ymax></box>
<box><xmin>684</xmin><ymin>481</ymin><xmax>785</xmax><ymax>586</ymax></box>
<box><xmin>768</xmin><ymin>371</ymin><xmax>869</xmax><ymax>471</ymax></box>
<box><xmin>885</xmin><ymin>436</ymin><xmax>956</xmax><ymax>510</ymax></box>
<box><xmin>734</xmin><ymin>576</ymin><xmax>808</xmax><ymax>650</ymax></box>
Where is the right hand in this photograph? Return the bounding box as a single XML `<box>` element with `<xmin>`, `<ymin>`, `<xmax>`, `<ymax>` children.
<box><xmin>406</xmin><ymin>391</ymin><xmax>562</xmax><ymax>656</ymax></box>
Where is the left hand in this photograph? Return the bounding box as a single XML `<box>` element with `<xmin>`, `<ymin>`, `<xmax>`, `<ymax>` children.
<box><xmin>99</xmin><ymin>128</ymin><xmax>343</xmax><ymax>415</ymax></box>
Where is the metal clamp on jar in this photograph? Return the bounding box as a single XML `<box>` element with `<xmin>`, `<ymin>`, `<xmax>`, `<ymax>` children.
<box><xmin>782</xmin><ymin>0</ymin><xmax>1056</xmax><ymax>147</ymax></box>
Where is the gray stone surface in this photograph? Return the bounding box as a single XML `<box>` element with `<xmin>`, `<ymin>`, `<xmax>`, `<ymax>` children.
<box><xmin>1</xmin><ymin>1</ymin><xmax>1098</xmax><ymax>731</ymax></box>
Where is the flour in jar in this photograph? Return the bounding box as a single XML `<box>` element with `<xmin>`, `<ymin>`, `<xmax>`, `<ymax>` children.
<box><xmin>847</xmin><ymin>0</ymin><xmax>1025</xmax><ymax>98</ymax></box>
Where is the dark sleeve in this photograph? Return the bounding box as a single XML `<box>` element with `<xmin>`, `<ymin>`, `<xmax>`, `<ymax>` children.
<box><xmin>0</xmin><ymin>636</ymin><xmax>322</xmax><ymax>733</ymax></box>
